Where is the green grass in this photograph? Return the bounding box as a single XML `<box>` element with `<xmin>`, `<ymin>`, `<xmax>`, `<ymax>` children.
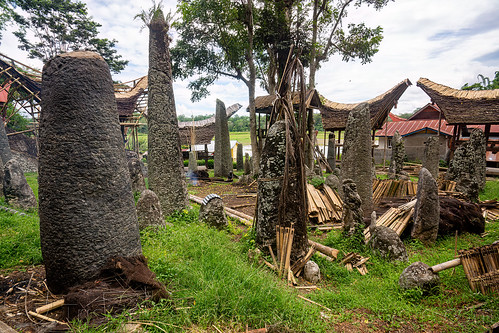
<box><xmin>1</xmin><ymin>173</ymin><xmax>499</xmax><ymax>332</ymax></box>
<box><xmin>480</xmin><ymin>179</ymin><xmax>499</xmax><ymax>201</ymax></box>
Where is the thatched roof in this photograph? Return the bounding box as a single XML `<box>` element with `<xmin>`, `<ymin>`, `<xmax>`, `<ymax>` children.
<box><xmin>178</xmin><ymin>103</ymin><xmax>242</xmax><ymax>145</ymax></box>
<box><xmin>253</xmin><ymin>89</ymin><xmax>322</xmax><ymax>114</ymax></box>
<box><xmin>0</xmin><ymin>55</ymin><xmax>41</xmax><ymax>103</ymax></box>
<box><xmin>416</xmin><ymin>78</ymin><xmax>499</xmax><ymax>125</ymax></box>
<box><xmin>319</xmin><ymin>79</ymin><xmax>412</xmax><ymax>131</ymax></box>
<box><xmin>114</xmin><ymin>76</ymin><xmax>148</xmax><ymax>117</ymax></box>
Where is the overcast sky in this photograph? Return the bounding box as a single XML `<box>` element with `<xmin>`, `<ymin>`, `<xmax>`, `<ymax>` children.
<box><xmin>1</xmin><ymin>0</ymin><xmax>498</xmax><ymax>117</ymax></box>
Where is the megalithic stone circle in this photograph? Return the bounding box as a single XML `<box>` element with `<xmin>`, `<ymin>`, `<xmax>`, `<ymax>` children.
<box><xmin>214</xmin><ymin>99</ymin><xmax>233</xmax><ymax>177</ymax></box>
<box><xmin>340</xmin><ymin>103</ymin><xmax>373</xmax><ymax>216</ymax></box>
<box><xmin>39</xmin><ymin>51</ymin><xmax>142</xmax><ymax>294</ymax></box>
<box><xmin>147</xmin><ymin>9</ymin><xmax>188</xmax><ymax>214</ymax></box>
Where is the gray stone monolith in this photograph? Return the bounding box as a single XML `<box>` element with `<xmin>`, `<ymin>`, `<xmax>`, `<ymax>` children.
<box><xmin>255</xmin><ymin>120</ymin><xmax>308</xmax><ymax>261</ymax></box>
<box><xmin>369</xmin><ymin>212</ymin><xmax>408</xmax><ymax>262</ymax></box>
<box><xmin>214</xmin><ymin>99</ymin><xmax>232</xmax><ymax>178</ymax></box>
<box><xmin>341</xmin><ymin>179</ymin><xmax>364</xmax><ymax>237</ymax></box>
<box><xmin>326</xmin><ymin>132</ymin><xmax>336</xmax><ymax>171</ymax></box>
<box><xmin>3</xmin><ymin>159</ymin><xmax>37</xmax><ymax>209</ymax></box>
<box><xmin>447</xmin><ymin>128</ymin><xmax>486</xmax><ymax>201</ymax></box>
<box><xmin>340</xmin><ymin>103</ymin><xmax>372</xmax><ymax>216</ymax></box>
<box><xmin>423</xmin><ymin>136</ymin><xmax>439</xmax><ymax>179</ymax></box>
<box><xmin>128</xmin><ymin>157</ymin><xmax>146</xmax><ymax>194</ymax></box>
<box><xmin>412</xmin><ymin>168</ymin><xmax>439</xmax><ymax>245</ymax></box>
<box><xmin>236</xmin><ymin>144</ymin><xmax>244</xmax><ymax>171</ymax></box>
<box><xmin>188</xmin><ymin>151</ymin><xmax>198</xmax><ymax>172</ymax></box>
<box><xmin>39</xmin><ymin>51</ymin><xmax>142</xmax><ymax>294</ymax></box>
<box><xmin>0</xmin><ymin>121</ymin><xmax>13</xmax><ymax>164</ymax></box>
<box><xmin>325</xmin><ymin>174</ymin><xmax>340</xmax><ymax>191</ymax></box>
<box><xmin>244</xmin><ymin>153</ymin><xmax>251</xmax><ymax>175</ymax></box>
<box><xmin>137</xmin><ymin>189</ymin><xmax>165</xmax><ymax>229</ymax></box>
<box><xmin>389</xmin><ymin>131</ymin><xmax>405</xmax><ymax>178</ymax></box>
<box><xmin>399</xmin><ymin>261</ymin><xmax>440</xmax><ymax>293</ymax></box>
<box><xmin>199</xmin><ymin>194</ymin><xmax>228</xmax><ymax>230</ymax></box>
<box><xmin>147</xmin><ymin>10</ymin><xmax>188</xmax><ymax>215</ymax></box>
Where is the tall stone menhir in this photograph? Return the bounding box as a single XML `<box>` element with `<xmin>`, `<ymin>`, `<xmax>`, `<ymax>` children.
<box><xmin>423</xmin><ymin>136</ymin><xmax>439</xmax><ymax>179</ymax></box>
<box><xmin>39</xmin><ymin>51</ymin><xmax>142</xmax><ymax>294</ymax></box>
<box><xmin>389</xmin><ymin>131</ymin><xmax>405</xmax><ymax>178</ymax></box>
<box><xmin>147</xmin><ymin>9</ymin><xmax>188</xmax><ymax>214</ymax></box>
<box><xmin>340</xmin><ymin>103</ymin><xmax>373</xmax><ymax>216</ymax></box>
<box><xmin>214</xmin><ymin>99</ymin><xmax>233</xmax><ymax>177</ymax></box>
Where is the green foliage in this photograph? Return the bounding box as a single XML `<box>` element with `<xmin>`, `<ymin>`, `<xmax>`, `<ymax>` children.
<box><xmin>10</xmin><ymin>0</ymin><xmax>127</xmax><ymax>73</ymax></box>
<box><xmin>462</xmin><ymin>71</ymin><xmax>499</xmax><ymax>90</ymax></box>
<box><xmin>309</xmin><ymin>176</ymin><xmax>325</xmax><ymax>188</ymax></box>
<box><xmin>177</xmin><ymin>114</ymin><xmax>212</xmax><ymax>123</ymax></box>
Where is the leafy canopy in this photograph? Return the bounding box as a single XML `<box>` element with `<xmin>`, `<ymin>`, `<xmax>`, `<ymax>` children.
<box><xmin>9</xmin><ymin>0</ymin><xmax>127</xmax><ymax>73</ymax></box>
<box><xmin>462</xmin><ymin>71</ymin><xmax>499</xmax><ymax>90</ymax></box>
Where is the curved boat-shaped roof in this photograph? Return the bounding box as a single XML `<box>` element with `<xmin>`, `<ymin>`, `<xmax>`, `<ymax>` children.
<box><xmin>416</xmin><ymin>78</ymin><xmax>499</xmax><ymax>125</ymax></box>
<box><xmin>114</xmin><ymin>76</ymin><xmax>148</xmax><ymax>117</ymax></box>
<box><xmin>320</xmin><ymin>79</ymin><xmax>412</xmax><ymax>131</ymax></box>
<box><xmin>178</xmin><ymin>103</ymin><xmax>242</xmax><ymax>145</ymax></box>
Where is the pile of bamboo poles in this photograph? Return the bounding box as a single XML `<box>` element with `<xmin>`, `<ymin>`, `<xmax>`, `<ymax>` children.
<box><xmin>340</xmin><ymin>252</ymin><xmax>370</xmax><ymax>275</ymax></box>
<box><xmin>372</xmin><ymin>179</ymin><xmax>417</xmax><ymax>204</ymax></box>
<box><xmin>459</xmin><ymin>243</ymin><xmax>499</xmax><ymax>295</ymax></box>
<box><xmin>481</xmin><ymin>200</ymin><xmax>499</xmax><ymax>221</ymax></box>
<box><xmin>438</xmin><ymin>179</ymin><xmax>457</xmax><ymax>192</ymax></box>
<box><xmin>275</xmin><ymin>225</ymin><xmax>297</xmax><ymax>284</ymax></box>
<box><xmin>364</xmin><ymin>199</ymin><xmax>417</xmax><ymax>242</ymax></box>
<box><xmin>306</xmin><ymin>184</ymin><xmax>343</xmax><ymax>224</ymax></box>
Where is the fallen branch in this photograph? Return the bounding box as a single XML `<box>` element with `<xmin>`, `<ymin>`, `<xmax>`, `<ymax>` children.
<box><xmin>27</xmin><ymin>311</ymin><xmax>67</xmax><ymax>326</ymax></box>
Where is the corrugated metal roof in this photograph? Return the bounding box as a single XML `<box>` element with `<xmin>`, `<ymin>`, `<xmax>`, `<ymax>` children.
<box><xmin>375</xmin><ymin>119</ymin><xmax>454</xmax><ymax>137</ymax></box>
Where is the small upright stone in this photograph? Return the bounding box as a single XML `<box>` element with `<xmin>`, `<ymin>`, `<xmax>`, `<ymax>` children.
<box><xmin>423</xmin><ymin>136</ymin><xmax>439</xmax><ymax>179</ymax></box>
<box><xmin>389</xmin><ymin>131</ymin><xmax>406</xmax><ymax>178</ymax></box>
<box><xmin>325</xmin><ymin>174</ymin><xmax>340</xmax><ymax>191</ymax></box>
<box><xmin>136</xmin><ymin>189</ymin><xmax>165</xmax><ymax>229</ymax></box>
<box><xmin>244</xmin><ymin>153</ymin><xmax>251</xmax><ymax>175</ymax></box>
<box><xmin>199</xmin><ymin>194</ymin><xmax>228</xmax><ymax>230</ymax></box>
<box><xmin>399</xmin><ymin>261</ymin><xmax>439</xmax><ymax>293</ymax></box>
<box><xmin>236</xmin><ymin>144</ymin><xmax>244</xmax><ymax>171</ymax></box>
<box><xmin>369</xmin><ymin>212</ymin><xmax>408</xmax><ymax>262</ymax></box>
<box><xmin>214</xmin><ymin>99</ymin><xmax>232</xmax><ymax>178</ymax></box>
<box><xmin>412</xmin><ymin>168</ymin><xmax>439</xmax><ymax>245</ymax></box>
<box><xmin>303</xmin><ymin>261</ymin><xmax>320</xmax><ymax>284</ymax></box>
<box><xmin>341</xmin><ymin>179</ymin><xmax>364</xmax><ymax>237</ymax></box>
<box><xmin>3</xmin><ymin>159</ymin><xmax>37</xmax><ymax>210</ymax></box>
<box><xmin>188</xmin><ymin>151</ymin><xmax>198</xmax><ymax>172</ymax></box>
<box><xmin>326</xmin><ymin>132</ymin><xmax>336</xmax><ymax>171</ymax></box>
<box><xmin>341</xmin><ymin>103</ymin><xmax>373</xmax><ymax>216</ymax></box>
<box><xmin>128</xmin><ymin>156</ymin><xmax>146</xmax><ymax>194</ymax></box>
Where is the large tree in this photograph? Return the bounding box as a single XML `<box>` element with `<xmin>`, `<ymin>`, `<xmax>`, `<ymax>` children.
<box><xmin>172</xmin><ymin>0</ymin><xmax>261</xmax><ymax>172</ymax></box>
<box><xmin>462</xmin><ymin>71</ymin><xmax>499</xmax><ymax>90</ymax></box>
<box><xmin>7</xmin><ymin>0</ymin><xmax>127</xmax><ymax>73</ymax></box>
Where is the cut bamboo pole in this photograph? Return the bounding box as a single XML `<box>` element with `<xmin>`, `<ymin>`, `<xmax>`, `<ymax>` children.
<box><xmin>35</xmin><ymin>299</ymin><xmax>64</xmax><ymax>314</ymax></box>
<box><xmin>297</xmin><ymin>295</ymin><xmax>332</xmax><ymax>312</ymax></box>
<box><xmin>308</xmin><ymin>240</ymin><xmax>339</xmax><ymax>259</ymax></box>
<box><xmin>28</xmin><ymin>311</ymin><xmax>67</xmax><ymax>325</ymax></box>
<box><xmin>430</xmin><ymin>258</ymin><xmax>462</xmax><ymax>273</ymax></box>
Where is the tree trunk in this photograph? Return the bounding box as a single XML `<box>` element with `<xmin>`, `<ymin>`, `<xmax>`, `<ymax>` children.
<box><xmin>147</xmin><ymin>10</ymin><xmax>189</xmax><ymax>215</ymax></box>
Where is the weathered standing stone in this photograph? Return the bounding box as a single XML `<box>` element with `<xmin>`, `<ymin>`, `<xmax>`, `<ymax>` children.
<box><xmin>3</xmin><ymin>159</ymin><xmax>37</xmax><ymax>209</ymax></box>
<box><xmin>303</xmin><ymin>261</ymin><xmax>320</xmax><ymax>284</ymax></box>
<box><xmin>147</xmin><ymin>10</ymin><xmax>188</xmax><ymax>215</ymax></box>
<box><xmin>236</xmin><ymin>144</ymin><xmax>244</xmax><ymax>171</ymax></box>
<box><xmin>199</xmin><ymin>194</ymin><xmax>228</xmax><ymax>230</ymax></box>
<box><xmin>325</xmin><ymin>174</ymin><xmax>340</xmax><ymax>191</ymax></box>
<box><xmin>447</xmin><ymin>128</ymin><xmax>486</xmax><ymax>201</ymax></box>
<box><xmin>39</xmin><ymin>51</ymin><xmax>142</xmax><ymax>294</ymax></box>
<box><xmin>341</xmin><ymin>179</ymin><xmax>364</xmax><ymax>237</ymax></box>
<box><xmin>214</xmin><ymin>99</ymin><xmax>233</xmax><ymax>178</ymax></box>
<box><xmin>136</xmin><ymin>189</ymin><xmax>165</xmax><ymax>229</ymax></box>
<box><xmin>326</xmin><ymin>132</ymin><xmax>336</xmax><ymax>171</ymax></box>
<box><xmin>369</xmin><ymin>212</ymin><xmax>408</xmax><ymax>262</ymax></box>
<box><xmin>244</xmin><ymin>153</ymin><xmax>251</xmax><ymax>175</ymax></box>
<box><xmin>128</xmin><ymin>157</ymin><xmax>146</xmax><ymax>193</ymax></box>
<box><xmin>255</xmin><ymin>120</ymin><xmax>308</xmax><ymax>261</ymax></box>
<box><xmin>399</xmin><ymin>261</ymin><xmax>439</xmax><ymax>293</ymax></box>
<box><xmin>0</xmin><ymin>121</ymin><xmax>13</xmax><ymax>164</ymax></box>
<box><xmin>340</xmin><ymin>103</ymin><xmax>372</xmax><ymax>216</ymax></box>
<box><xmin>188</xmin><ymin>151</ymin><xmax>198</xmax><ymax>172</ymax></box>
<box><xmin>423</xmin><ymin>136</ymin><xmax>439</xmax><ymax>179</ymax></box>
<box><xmin>412</xmin><ymin>168</ymin><xmax>439</xmax><ymax>245</ymax></box>
<box><xmin>389</xmin><ymin>131</ymin><xmax>405</xmax><ymax>178</ymax></box>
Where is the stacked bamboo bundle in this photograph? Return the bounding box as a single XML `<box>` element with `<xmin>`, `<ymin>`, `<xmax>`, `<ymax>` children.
<box><xmin>438</xmin><ymin>179</ymin><xmax>457</xmax><ymax>192</ymax></box>
<box><xmin>274</xmin><ymin>225</ymin><xmax>297</xmax><ymax>284</ymax></box>
<box><xmin>481</xmin><ymin>200</ymin><xmax>499</xmax><ymax>221</ymax></box>
<box><xmin>306</xmin><ymin>184</ymin><xmax>343</xmax><ymax>224</ymax></box>
<box><xmin>364</xmin><ymin>199</ymin><xmax>417</xmax><ymax>242</ymax></box>
<box><xmin>340</xmin><ymin>252</ymin><xmax>370</xmax><ymax>275</ymax></box>
<box><xmin>372</xmin><ymin>179</ymin><xmax>417</xmax><ymax>204</ymax></box>
<box><xmin>459</xmin><ymin>243</ymin><xmax>499</xmax><ymax>295</ymax></box>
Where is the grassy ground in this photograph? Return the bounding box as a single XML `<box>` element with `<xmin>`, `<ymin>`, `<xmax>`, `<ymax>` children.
<box><xmin>1</xmin><ymin>176</ymin><xmax>498</xmax><ymax>332</ymax></box>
